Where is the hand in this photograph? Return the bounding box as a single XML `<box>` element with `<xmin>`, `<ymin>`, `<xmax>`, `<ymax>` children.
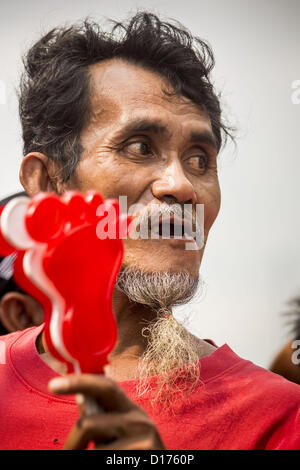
<box><xmin>49</xmin><ymin>374</ymin><xmax>166</xmax><ymax>450</ymax></box>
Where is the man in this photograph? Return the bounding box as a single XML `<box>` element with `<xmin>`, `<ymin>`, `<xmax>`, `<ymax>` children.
<box><xmin>0</xmin><ymin>12</ymin><xmax>300</xmax><ymax>450</ymax></box>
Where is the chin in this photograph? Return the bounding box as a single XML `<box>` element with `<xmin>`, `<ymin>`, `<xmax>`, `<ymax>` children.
<box><xmin>123</xmin><ymin>238</ymin><xmax>202</xmax><ymax>279</ymax></box>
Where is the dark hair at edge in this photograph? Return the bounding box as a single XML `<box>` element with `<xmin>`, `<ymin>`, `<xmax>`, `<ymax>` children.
<box><xmin>283</xmin><ymin>297</ymin><xmax>300</xmax><ymax>341</ymax></box>
<box><xmin>19</xmin><ymin>12</ymin><xmax>234</xmax><ymax>183</ymax></box>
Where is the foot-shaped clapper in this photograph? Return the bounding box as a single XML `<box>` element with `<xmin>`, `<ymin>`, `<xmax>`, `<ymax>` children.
<box><xmin>0</xmin><ymin>191</ymin><xmax>131</xmax><ymax>374</ymax></box>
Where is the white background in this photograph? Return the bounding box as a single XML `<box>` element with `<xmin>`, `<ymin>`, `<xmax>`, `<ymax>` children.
<box><xmin>0</xmin><ymin>0</ymin><xmax>299</xmax><ymax>368</ymax></box>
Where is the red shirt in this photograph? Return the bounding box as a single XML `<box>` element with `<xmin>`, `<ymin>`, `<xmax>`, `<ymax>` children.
<box><xmin>0</xmin><ymin>325</ymin><xmax>300</xmax><ymax>450</ymax></box>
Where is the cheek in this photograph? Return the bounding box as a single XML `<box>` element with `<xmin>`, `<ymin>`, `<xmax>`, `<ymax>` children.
<box><xmin>196</xmin><ymin>181</ymin><xmax>221</xmax><ymax>235</ymax></box>
<box><xmin>70</xmin><ymin>155</ymin><xmax>143</xmax><ymax>202</ymax></box>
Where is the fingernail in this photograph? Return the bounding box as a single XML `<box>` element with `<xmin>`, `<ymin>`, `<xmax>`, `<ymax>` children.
<box><xmin>49</xmin><ymin>377</ymin><xmax>70</xmax><ymax>391</ymax></box>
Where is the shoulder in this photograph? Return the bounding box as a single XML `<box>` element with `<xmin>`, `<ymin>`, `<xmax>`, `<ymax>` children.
<box><xmin>0</xmin><ymin>325</ymin><xmax>43</xmax><ymax>365</ymax></box>
<box><xmin>227</xmin><ymin>350</ymin><xmax>300</xmax><ymax>423</ymax></box>
<box><xmin>223</xmin><ymin>350</ymin><xmax>300</xmax><ymax>449</ymax></box>
<box><xmin>0</xmin><ymin>325</ymin><xmax>41</xmax><ymax>346</ymax></box>
<box><xmin>0</xmin><ymin>328</ymin><xmax>25</xmax><ymax>350</ymax></box>
<box><xmin>231</xmin><ymin>349</ymin><xmax>300</xmax><ymax>395</ymax></box>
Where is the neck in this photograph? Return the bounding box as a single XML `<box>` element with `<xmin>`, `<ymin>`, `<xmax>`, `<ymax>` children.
<box><xmin>37</xmin><ymin>289</ymin><xmax>216</xmax><ymax>380</ymax></box>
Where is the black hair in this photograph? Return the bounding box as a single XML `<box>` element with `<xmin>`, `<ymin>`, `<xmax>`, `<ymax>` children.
<box><xmin>19</xmin><ymin>12</ymin><xmax>233</xmax><ymax>182</ymax></box>
<box><xmin>284</xmin><ymin>297</ymin><xmax>300</xmax><ymax>343</ymax></box>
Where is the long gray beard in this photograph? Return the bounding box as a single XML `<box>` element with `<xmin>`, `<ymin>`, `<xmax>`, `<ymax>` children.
<box><xmin>116</xmin><ymin>267</ymin><xmax>204</xmax><ymax>405</ymax></box>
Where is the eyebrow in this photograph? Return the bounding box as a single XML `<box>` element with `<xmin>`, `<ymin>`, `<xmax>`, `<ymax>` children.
<box><xmin>117</xmin><ymin>118</ymin><xmax>218</xmax><ymax>150</ymax></box>
<box><xmin>189</xmin><ymin>131</ymin><xmax>218</xmax><ymax>151</ymax></box>
<box><xmin>119</xmin><ymin>119</ymin><xmax>170</xmax><ymax>138</ymax></box>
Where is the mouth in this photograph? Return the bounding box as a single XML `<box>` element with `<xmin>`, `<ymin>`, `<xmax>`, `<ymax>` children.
<box><xmin>150</xmin><ymin>215</ymin><xmax>195</xmax><ymax>240</ymax></box>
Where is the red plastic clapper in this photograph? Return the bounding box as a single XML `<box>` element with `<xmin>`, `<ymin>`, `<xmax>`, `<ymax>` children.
<box><xmin>0</xmin><ymin>191</ymin><xmax>131</xmax><ymax>415</ymax></box>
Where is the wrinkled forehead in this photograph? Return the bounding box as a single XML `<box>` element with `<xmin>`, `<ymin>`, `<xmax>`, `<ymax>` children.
<box><xmin>87</xmin><ymin>58</ymin><xmax>212</xmax><ymax>131</ymax></box>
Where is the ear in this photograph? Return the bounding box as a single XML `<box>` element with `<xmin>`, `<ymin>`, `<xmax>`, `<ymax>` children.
<box><xmin>0</xmin><ymin>292</ymin><xmax>43</xmax><ymax>332</ymax></box>
<box><xmin>19</xmin><ymin>153</ymin><xmax>63</xmax><ymax>197</ymax></box>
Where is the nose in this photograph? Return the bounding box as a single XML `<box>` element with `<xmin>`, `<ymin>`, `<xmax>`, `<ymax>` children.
<box><xmin>151</xmin><ymin>160</ymin><xmax>197</xmax><ymax>204</ymax></box>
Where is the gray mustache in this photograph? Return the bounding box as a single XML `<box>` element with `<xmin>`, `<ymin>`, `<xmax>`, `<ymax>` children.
<box><xmin>131</xmin><ymin>203</ymin><xmax>200</xmax><ymax>239</ymax></box>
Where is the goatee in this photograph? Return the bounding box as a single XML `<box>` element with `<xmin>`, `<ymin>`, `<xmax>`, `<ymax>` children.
<box><xmin>116</xmin><ymin>267</ymin><xmax>204</xmax><ymax>406</ymax></box>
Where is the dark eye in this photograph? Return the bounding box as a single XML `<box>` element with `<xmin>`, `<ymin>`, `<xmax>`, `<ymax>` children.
<box><xmin>124</xmin><ymin>141</ymin><xmax>151</xmax><ymax>156</ymax></box>
<box><xmin>187</xmin><ymin>155</ymin><xmax>208</xmax><ymax>173</ymax></box>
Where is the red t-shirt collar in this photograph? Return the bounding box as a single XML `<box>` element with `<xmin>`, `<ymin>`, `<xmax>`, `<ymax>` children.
<box><xmin>9</xmin><ymin>324</ymin><xmax>242</xmax><ymax>399</ymax></box>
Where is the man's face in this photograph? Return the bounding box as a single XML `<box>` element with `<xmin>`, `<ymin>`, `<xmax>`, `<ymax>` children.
<box><xmin>71</xmin><ymin>59</ymin><xmax>221</xmax><ymax>279</ymax></box>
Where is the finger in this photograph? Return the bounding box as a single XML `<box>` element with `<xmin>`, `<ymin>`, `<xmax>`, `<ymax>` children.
<box><xmin>63</xmin><ymin>409</ymin><xmax>156</xmax><ymax>450</ymax></box>
<box><xmin>63</xmin><ymin>412</ymin><xmax>129</xmax><ymax>450</ymax></box>
<box><xmin>76</xmin><ymin>393</ymin><xmax>102</xmax><ymax>416</ymax></box>
<box><xmin>63</xmin><ymin>421</ymin><xmax>88</xmax><ymax>450</ymax></box>
<box><xmin>96</xmin><ymin>435</ymin><xmax>155</xmax><ymax>450</ymax></box>
<box><xmin>48</xmin><ymin>374</ymin><xmax>138</xmax><ymax>412</ymax></box>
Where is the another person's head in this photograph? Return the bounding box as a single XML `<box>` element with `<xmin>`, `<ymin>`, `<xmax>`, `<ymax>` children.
<box><xmin>0</xmin><ymin>193</ymin><xmax>43</xmax><ymax>335</ymax></box>
<box><xmin>0</xmin><ymin>262</ymin><xmax>43</xmax><ymax>334</ymax></box>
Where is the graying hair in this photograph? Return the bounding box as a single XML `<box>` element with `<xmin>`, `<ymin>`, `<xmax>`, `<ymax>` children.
<box><xmin>116</xmin><ymin>267</ymin><xmax>199</xmax><ymax>309</ymax></box>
